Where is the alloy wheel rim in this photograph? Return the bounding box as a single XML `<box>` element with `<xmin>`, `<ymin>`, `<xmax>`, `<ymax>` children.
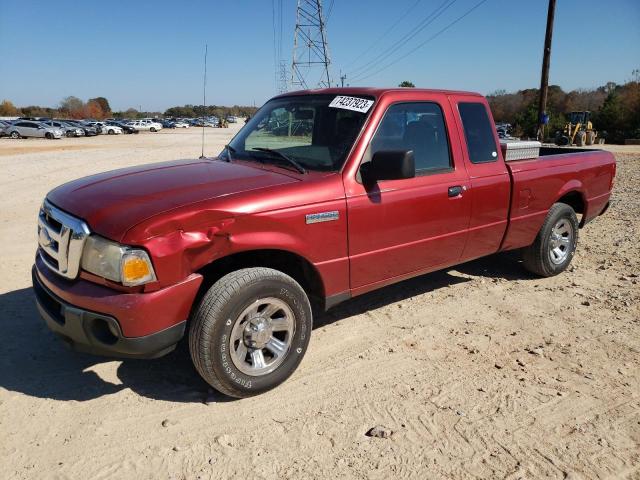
<box><xmin>548</xmin><ymin>218</ymin><xmax>573</xmax><ymax>264</ymax></box>
<box><xmin>229</xmin><ymin>297</ymin><xmax>295</xmax><ymax>376</ymax></box>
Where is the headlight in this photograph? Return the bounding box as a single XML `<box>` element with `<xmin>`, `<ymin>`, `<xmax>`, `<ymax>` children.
<box><xmin>81</xmin><ymin>235</ymin><xmax>157</xmax><ymax>286</ymax></box>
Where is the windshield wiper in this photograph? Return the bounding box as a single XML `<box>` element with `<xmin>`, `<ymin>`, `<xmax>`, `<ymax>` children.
<box><xmin>251</xmin><ymin>147</ymin><xmax>307</xmax><ymax>174</ymax></box>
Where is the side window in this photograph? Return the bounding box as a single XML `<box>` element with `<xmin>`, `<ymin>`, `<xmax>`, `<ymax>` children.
<box><xmin>368</xmin><ymin>102</ymin><xmax>451</xmax><ymax>173</ymax></box>
<box><xmin>458</xmin><ymin>102</ymin><xmax>498</xmax><ymax>163</ymax></box>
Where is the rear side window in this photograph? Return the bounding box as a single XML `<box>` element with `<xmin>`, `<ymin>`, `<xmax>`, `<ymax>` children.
<box><xmin>458</xmin><ymin>102</ymin><xmax>498</xmax><ymax>164</ymax></box>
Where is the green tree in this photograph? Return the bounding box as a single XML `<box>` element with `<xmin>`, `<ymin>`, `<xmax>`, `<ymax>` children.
<box><xmin>398</xmin><ymin>81</ymin><xmax>415</xmax><ymax>88</ymax></box>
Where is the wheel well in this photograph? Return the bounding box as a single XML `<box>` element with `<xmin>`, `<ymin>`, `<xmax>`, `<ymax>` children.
<box><xmin>557</xmin><ymin>191</ymin><xmax>585</xmax><ymax>225</ymax></box>
<box><xmin>195</xmin><ymin>250</ymin><xmax>325</xmax><ymax>310</ymax></box>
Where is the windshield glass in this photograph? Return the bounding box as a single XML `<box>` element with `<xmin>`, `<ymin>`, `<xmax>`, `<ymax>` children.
<box><xmin>225</xmin><ymin>94</ymin><xmax>374</xmax><ymax>172</ymax></box>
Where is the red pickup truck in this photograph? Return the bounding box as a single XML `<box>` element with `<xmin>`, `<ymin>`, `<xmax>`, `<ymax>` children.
<box><xmin>33</xmin><ymin>88</ymin><xmax>615</xmax><ymax>398</ymax></box>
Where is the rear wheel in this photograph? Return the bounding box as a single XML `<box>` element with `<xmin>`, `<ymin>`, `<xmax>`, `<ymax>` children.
<box><xmin>150</xmin><ymin>127</ymin><xmax>157</xmax><ymax>132</ymax></box>
<box><xmin>107</xmin><ymin>129</ymin><xmax>114</xmax><ymax>135</ymax></box>
<box><xmin>45</xmin><ymin>132</ymin><xmax>53</xmax><ymax>139</ymax></box>
<box><xmin>522</xmin><ymin>203</ymin><xmax>579</xmax><ymax>277</ymax></box>
<box><xmin>189</xmin><ymin>268</ymin><xmax>312</xmax><ymax>398</ymax></box>
<box><xmin>10</xmin><ymin>131</ymin><xmax>20</xmax><ymax>139</ymax></box>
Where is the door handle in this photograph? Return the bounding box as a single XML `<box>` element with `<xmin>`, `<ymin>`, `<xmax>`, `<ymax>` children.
<box><xmin>448</xmin><ymin>185</ymin><xmax>464</xmax><ymax>197</ymax></box>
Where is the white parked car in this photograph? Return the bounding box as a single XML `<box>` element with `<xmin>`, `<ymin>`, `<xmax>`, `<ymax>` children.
<box><xmin>173</xmin><ymin>121</ymin><xmax>190</xmax><ymax>128</ymax></box>
<box><xmin>101</xmin><ymin>122</ymin><xmax>123</xmax><ymax>135</ymax></box>
<box><xmin>125</xmin><ymin>120</ymin><xmax>163</xmax><ymax>132</ymax></box>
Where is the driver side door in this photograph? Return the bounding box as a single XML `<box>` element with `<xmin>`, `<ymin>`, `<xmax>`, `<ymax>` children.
<box><xmin>346</xmin><ymin>98</ymin><xmax>471</xmax><ymax>292</ymax></box>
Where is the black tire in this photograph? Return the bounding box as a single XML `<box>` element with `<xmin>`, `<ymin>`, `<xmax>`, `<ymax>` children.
<box><xmin>189</xmin><ymin>267</ymin><xmax>312</xmax><ymax>398</ymax></box>
<box><xmin>66</xmin><ymin>131</ymin><xmax>74</xmax><ymax>137</ymax></box>
<box><xmin>586</xmin><ymin>131</ymin><xmax>596</xmax><ymax>146</ymax></box>
<box><xmin>10</xmin><ymin>131</ymin><xmax>20</xmax><ymax>139</ymax></box>
<box><xmin>45</xmin><ymin>132</ymin><xmax>53</xmax><ymax>139</ymax></box>
<box><xmin>150</xmin><ymin>127</ymin><xmax>156</xmax><ymax>132</ymax></box>
<box><xmin>575</xmin><ymin>131</ymin><xmax>586</xmax><ymax>147</ymax></box>
<box><xmin>522</xmin><ymin>203</ymin><xmax>579</xmax><ymax>277</ymax></box>
<box><xmin>107</xmin><ymin>129</ymin><xmax>114</xmax><ymax>135</ymax></box>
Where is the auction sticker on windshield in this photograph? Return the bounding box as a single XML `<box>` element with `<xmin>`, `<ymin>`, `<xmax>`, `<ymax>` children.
<box><xmin>329</xmin><ymin>96</ymin><xmax>374</xmax><ymax>113</ymax></box>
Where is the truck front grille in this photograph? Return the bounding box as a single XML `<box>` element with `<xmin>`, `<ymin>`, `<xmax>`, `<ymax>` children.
<box><xmin>37</xmin><ymin>200</ymin><xmax>91</xmax><ymax>279</ymax></box>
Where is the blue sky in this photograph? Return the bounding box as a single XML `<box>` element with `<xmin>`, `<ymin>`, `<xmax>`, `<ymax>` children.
<box><xmin>0</xmin><ymin>0</ymin><xmax>638</xmax><ymax>111</ymax></box>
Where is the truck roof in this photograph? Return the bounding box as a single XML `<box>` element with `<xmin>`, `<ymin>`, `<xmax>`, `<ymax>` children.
<box><xmin>276</xmin><ymin>86</ymin><xmax>484</xmax><ymax>99</ymax></box>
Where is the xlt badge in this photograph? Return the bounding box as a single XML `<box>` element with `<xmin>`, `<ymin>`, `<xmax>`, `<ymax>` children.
<box><xmin>305</xmin><ymin>211</ymin><xmax>339</xmax><ymax>224</ymax></box>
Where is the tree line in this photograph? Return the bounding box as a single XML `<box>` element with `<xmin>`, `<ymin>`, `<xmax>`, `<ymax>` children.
<box><xmin>0</xmin><ymin>96</ymin><xmax>259</xmax><ymax>121</ymax></box>
<box><xmin>2</xmin><ymin>79</ymin><xmax>638</xmax><ymax>143</ymax></box>
<box><xmin>487</xmin><ymin>76</ymin><xmax>640</xmax><ymax>143</ymax></box>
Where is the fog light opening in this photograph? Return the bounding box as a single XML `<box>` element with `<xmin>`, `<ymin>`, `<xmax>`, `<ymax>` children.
<box><xmin>90</xmin><ymin>318</ymin><xmax>119</xmax><ymax>345</ymax></box>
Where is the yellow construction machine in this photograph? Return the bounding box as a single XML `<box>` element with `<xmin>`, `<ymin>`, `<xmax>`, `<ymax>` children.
<box><xmin>555</xmin><ymin>111</ymin><xmax>597</xmax><ymax>146</ymax></box>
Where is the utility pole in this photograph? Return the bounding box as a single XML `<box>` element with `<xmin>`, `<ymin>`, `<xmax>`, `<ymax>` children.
<box><xmin>291</xmin><ymin>0</ymin><xmax>332</xmax><ymax>89</ymax></box>
<box><xmin>537</xmin><ymin>0</ymin><xmax>556</xmax><ymax>141</ymax></box>
<box><xmin>339</xmin><ymin>71</ymin><xmax>347</xmax><ymax>87</ymax></box>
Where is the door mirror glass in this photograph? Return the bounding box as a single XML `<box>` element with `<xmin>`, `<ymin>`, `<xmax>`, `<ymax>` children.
<box><xmin>361</xmin><ymin>150</ymin><xmax>415</xmax><ymax>183</ymax></box>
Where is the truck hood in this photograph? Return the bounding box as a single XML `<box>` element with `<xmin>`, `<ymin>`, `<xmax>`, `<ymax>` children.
<box><xmin>47</xmin><ymin>159</ymin><xmax>298</xmax><ymax>241</ymax></box>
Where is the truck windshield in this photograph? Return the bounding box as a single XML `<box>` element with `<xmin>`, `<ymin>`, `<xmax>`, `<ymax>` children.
<box><xmin>225</xmin><ymin>94</ymin><xmax>374</xmax><ymax>172</ymax></box>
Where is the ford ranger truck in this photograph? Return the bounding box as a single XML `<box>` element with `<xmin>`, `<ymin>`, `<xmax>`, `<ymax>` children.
<box><xmin>33</xmin><ymin>88</ymin><xmax>616</xmax><ymax>398</ymax></box>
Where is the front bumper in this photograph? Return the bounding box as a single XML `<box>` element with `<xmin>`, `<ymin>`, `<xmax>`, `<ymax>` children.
<box><xmin>32</xmin><ymin>257</ymin><xmax>203</xmax><ymax>358</ymax></box>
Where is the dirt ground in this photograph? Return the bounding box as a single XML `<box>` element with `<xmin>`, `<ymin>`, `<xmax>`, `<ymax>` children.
<box><xmin>0</xmin><ymin>129</ymin><xmax>638</xmax><ymax>480</ymax></box>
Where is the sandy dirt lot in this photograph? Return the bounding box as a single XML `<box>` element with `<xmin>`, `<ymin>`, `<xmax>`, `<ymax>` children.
<box><xmin>0</xmin><ymin>129</ymin><xmax>638</xmax><ymax>479</ymax></box>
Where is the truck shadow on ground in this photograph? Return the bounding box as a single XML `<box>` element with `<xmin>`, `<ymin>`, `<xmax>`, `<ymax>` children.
<box><xmin>0</xmin><ymin>252</ymin><xmax>531</xmax><ymax>404</ymax></box>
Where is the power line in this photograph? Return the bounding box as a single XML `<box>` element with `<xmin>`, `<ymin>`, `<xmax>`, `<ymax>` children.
<box><xmin>346</xmin><ymin>0</ymin><xmax>423</xmax><ymax>68</ymax></box>
<box><xmin>346</xmin><ymin>0</ymin><xmax>456</xmax><ymax>77</ymax></box>
<box><xmin>351</xmin><ymin>0</ymin><xmax>490</xmax><ymax>83</ymax></box>
<box><xmin>325</xmin><ymin>0</ymin><xmax>335</xmax><ymax>23</ymax></box>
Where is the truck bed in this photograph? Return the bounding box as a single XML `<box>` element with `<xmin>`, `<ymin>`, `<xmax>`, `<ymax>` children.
<box><xmin>500</xmin><ymin>148</ymin><xmax>616</xmax><ymax>251</ymax></box>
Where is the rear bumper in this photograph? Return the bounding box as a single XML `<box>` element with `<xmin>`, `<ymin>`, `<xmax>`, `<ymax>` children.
<box><xmin>32</xmin><ymin>257</ymin><xmax>203</xmax><ymax>358</ymax></box>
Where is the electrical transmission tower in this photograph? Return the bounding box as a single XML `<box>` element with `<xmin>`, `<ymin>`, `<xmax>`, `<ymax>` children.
<box><xmin>291</xmin><ymin>0</ymin><xmax>332</xmax><ymax>89</ymax></box>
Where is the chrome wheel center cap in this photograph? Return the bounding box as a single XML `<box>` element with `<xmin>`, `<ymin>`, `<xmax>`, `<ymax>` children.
<box><xmin>244</xmin><ymin>317</ymin><xmax>272</xmax><ymax>349</ymax></box>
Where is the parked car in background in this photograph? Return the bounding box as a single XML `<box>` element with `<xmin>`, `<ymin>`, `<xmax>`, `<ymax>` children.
<box><xmin>125</xmin><ymin>120</ymin><xmax>163</xmax><ymax>132</ymax></box>
<box><xmin>0</xmin><ymin>120</ymin><xmax>12</xmax><ymax>137</ymax></box>
<box><xmin>5</xmin><ymin>121</ymin><xmax>63</xmax><ymax>139</ymax></box>
<box><xmin>226</xmin><ymin>115</ymin><xmax>238</xmax><ymax>123</ymax></box>
<box><xmin>106</xmin><ymin>121</ymin><xmax>138</xmax><ymax>134</ymax></box>
<box><xmin>83</xmin><ymin>121</ymin><xmax>104</xmax><ymax>134</ymax></box>
<box><xmin>41</xmin><ymin>120</ymin><xmax>85</xmax><ymax>137</ymax></box>
<box><xmin>160</xmin><ymin>120</ymin><xmax>176</xmax><ymax>129</ymax></box>
<box><xmin>94</xmin><ymin>122</ymin><xmax>123</xmax><ymax>135</ymax></box>
<box><xmin>173</xmin><ymin>121</ymin><xmax>190</xmax><ymax>128</ymax></box>
<box><xmin>61</xmin><ymin>120</ymin><xmax>98</xmax><ymax>137</ymax></box>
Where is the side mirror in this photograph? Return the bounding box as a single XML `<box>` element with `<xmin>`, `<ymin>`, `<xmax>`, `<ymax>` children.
<box><xmin>361</xmin><ymin>150</ymin><xmax>415</xmax><ymax>183</ymax></box>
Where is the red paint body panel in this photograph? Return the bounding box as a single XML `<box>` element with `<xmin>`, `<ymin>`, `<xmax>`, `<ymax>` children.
<box><xmin>35</xmin><ymin>254</ymin><xmax>202</xmax><ymax>337</ymax></box>
<box><xmin>36</xmin><ymin>87</ymin><xmax>616</xmax><ymax>344</ymax></box>
<box><xmin>501</xmin><ymin>150</ymin><xmax>616</xmax><ymax>250</ymax></box>
<box><xmin>47</xmin><ymin>159</ymin><xmax>299</xmax><ymax>242</ymax></box>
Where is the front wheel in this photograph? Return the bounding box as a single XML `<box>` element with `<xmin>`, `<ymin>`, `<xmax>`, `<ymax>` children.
<box><xmin>150</xmin><ymin>127</ymin><xmax>156</xmax><ymax>132</ymax></box>
<box><xmin>522</xmin><ymin>203</ymin><xmax>579</xmax><ymax>277</ymax></box>
<box><xmin>10</xmin><ymin>131</ymin><xmax>20</xmax><ymax>139</ymax></box>
<box><xmin>189</xmin><ymin>268</ymin><xmax>312</xmax><ymax>398</ymax></box>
